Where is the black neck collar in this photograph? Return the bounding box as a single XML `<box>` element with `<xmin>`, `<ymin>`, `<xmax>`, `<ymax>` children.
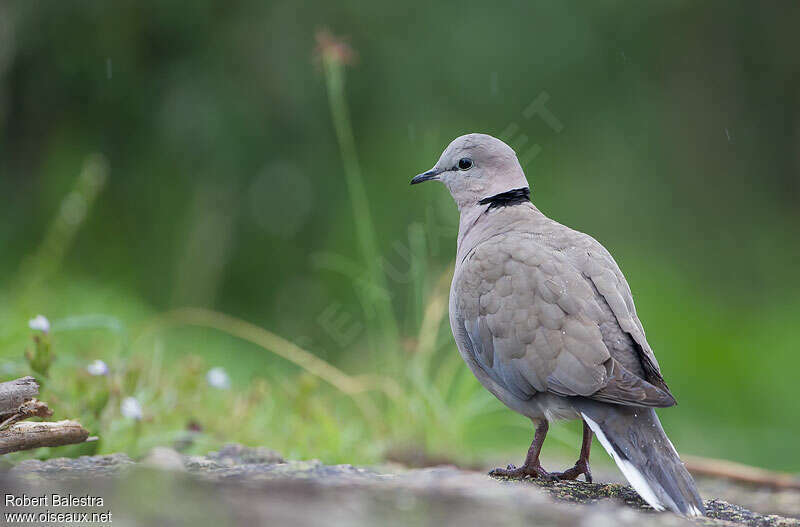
<box><xmin>478</xmin><ymin>187</ymin><xmax>531</xmax><ymax>211</ymax></box>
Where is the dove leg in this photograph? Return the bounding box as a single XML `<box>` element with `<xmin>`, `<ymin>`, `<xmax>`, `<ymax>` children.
<box><xmin>489</xmin><ymin>420</ymin><xmax>555</xmax><ymax>480</ymax></box>
<box><xmin>551</xmin><ymin>419</ymin><xmax>593</xmax><ymax>482</ymax></box>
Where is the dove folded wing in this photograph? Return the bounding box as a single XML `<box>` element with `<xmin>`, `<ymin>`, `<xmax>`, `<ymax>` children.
<box><xmin>453</xmin><ymin>232</ymin><xmax>675</xmax><ymax>409</ymax></box>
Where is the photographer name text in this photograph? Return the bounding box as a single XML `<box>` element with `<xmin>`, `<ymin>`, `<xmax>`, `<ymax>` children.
<box><xmin>5</xmin><ymin>493</ymin><xmax>105</xmax><ymax>507</ymax></box>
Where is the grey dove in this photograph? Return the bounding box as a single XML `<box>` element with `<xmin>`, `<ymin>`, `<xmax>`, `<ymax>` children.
<box><xmin>411</xmin><ymin>133</ymin><xmax>704</xmax><ymax>516</ymax></box>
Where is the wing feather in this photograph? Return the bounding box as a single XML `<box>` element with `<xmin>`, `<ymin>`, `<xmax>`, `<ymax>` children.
<box><xmin>453</xmin><ymin>231</ymin><xmax>675</xmax><ymax>409</ymax></box>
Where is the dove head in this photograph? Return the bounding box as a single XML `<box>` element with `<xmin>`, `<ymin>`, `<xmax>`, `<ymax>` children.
<box><xmin>411</xmin><ymin>133</ymin><xmax>529</xmax><ymax>210</ymax></box>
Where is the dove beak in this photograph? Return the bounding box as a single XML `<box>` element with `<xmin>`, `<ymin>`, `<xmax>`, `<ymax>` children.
<box><xmin>410</xmin><ymin>168</ymin><xmax>441</xmax><ymax>185</ymax></box>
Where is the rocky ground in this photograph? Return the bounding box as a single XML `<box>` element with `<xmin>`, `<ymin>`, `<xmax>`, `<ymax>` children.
<box><xmin>1</xmin><ymin>445</ymin><xmax>798</xmax><ymax>527</ymax></box>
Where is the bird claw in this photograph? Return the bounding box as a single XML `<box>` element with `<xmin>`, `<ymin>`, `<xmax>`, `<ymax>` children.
<box><xmin>551</xmin><ymin>461</ymin><xmax>593</xmax><ymax>483</ymax></box>
<box><xmin>489</xmin><ymin>463</ymin><xmax>557</xmax><ymax>481</ymax></box>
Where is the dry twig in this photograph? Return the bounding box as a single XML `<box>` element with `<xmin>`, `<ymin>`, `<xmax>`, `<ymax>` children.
<box><xmin>0</xmin><ymin>399</ymin><xmax>53</xmax><ymax>431</ymax></box>
<box><xmin>0</xmin><ymin>376</ymin><xmax>91</xmax><ymax>454</ymax></box>
<box><xmin>0</xmin><ymin>420</ymin><xmax>89</xmax><ymax>455</ymax></box>
<box><xmin>0</xmin><ymin>376</ymin><xmax>40</xmax><ymax>417</ymax></box>
<box><xmin>684</xmin><ymin>455</ymin><xmax>800</xmax><ymax>490</ymax></box>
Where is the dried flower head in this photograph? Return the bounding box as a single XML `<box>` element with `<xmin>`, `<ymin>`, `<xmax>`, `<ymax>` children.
<box><xmin>314</xmin><ymin>29</ymin><xmax>357</xmax><ymax>66</ymax></box>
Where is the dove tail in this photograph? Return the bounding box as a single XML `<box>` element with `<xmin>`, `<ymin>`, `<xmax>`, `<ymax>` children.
<box><xmin>574</xmin><ymin>400</ymin><xmax>704</xmax><ymax>517</ymax></box>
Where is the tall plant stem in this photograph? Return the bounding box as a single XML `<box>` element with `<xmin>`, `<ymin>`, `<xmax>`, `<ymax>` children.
<box><xmin>321</xmin><ymin>56</ymin><xmax>398</xmax><ymax>345</ymax></box>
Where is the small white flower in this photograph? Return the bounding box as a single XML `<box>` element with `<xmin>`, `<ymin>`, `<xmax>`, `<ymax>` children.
<box><xmin>28</xmin><ymin>315</ymin><xmax>50</xmax><ymax>333</ymax></box>
<box><xmin>87</xmin><ymin>360</ymin><xmax>109</xmax><ymax>376</ymax></box>
<box><xmin>206</xmin><ymin>367</ymin><xmax>231</xmax><ymax>389</ymax></box>
<box><xmin>121</xmin><ymin>397</ymin><xmax>143</xmax><ymax>420</ymax></box>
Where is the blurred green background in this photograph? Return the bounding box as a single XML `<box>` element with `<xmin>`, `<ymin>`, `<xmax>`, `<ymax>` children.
<box><xmin>0</xmin><ymin>1</ymin><xmax>798</xmax><ymax>471</ymax></box>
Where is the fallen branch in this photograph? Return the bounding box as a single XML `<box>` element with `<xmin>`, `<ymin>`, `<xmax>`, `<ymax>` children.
<box><xmin>0</xmin><ymin>399</ymin><xmax>53</xmax><ymax>431</ymax></box>
<box><xmin>0</xmin><ymin>376</ymin><xmax>93</xmax><ymax>454</ymax></box>
<box><xmin>684</xmin><ymin>454</ymin><xmax>800</xmax><ymax>490</ymax></box>
<box><xmin>0</xmin><ymin>420</ymin><xmax>90</xmax><ymax>455</ymax></box>
<box><xmin>0</xmin><ymin>376</ymin><xmax>39</xmax><ymax>417</ymax></box>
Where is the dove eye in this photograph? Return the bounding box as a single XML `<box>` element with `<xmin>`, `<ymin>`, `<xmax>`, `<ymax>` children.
<box><xmin>458</xmin><ymin>158</ymin><xmax>473</xmax><ymax>170</ymax></box>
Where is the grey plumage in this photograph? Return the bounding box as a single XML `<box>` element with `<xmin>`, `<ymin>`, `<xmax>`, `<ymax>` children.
<box><xmin>575</xmin><ymin>399</ymin><xmax>703</xmax><ymax>515</ymax></box>
<box><xmin>412</xmin><ymin>133</ymin><xmax>704</xmax><ymax>516</ymax></box>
